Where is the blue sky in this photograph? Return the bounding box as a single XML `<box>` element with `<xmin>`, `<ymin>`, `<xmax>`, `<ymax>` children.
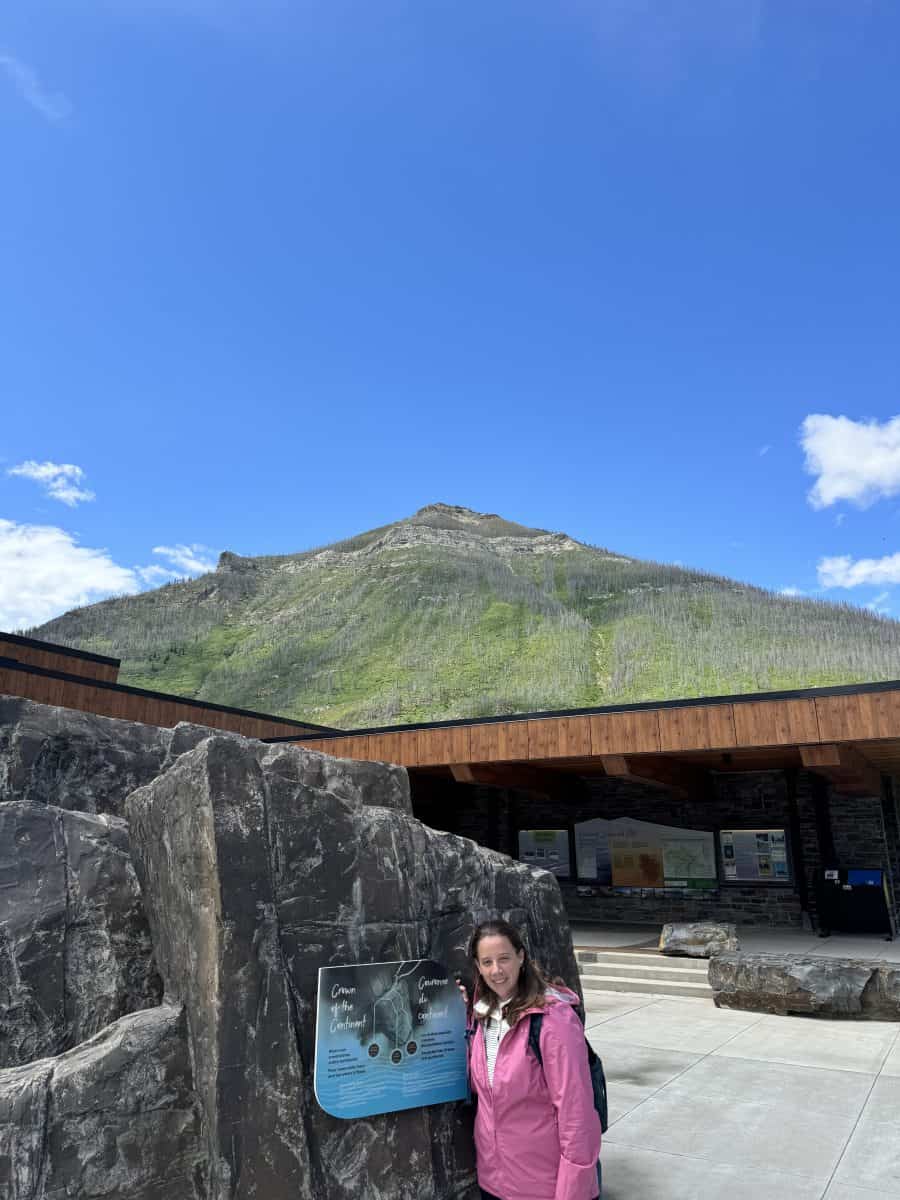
<box><xmin>3</xmin><ymin>1</ymin><xmax>900</xmax><ymax>630</ymax></box>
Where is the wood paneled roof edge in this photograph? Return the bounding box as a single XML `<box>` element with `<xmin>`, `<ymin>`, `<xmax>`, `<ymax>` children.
<box><xmin>0</xmin><ymin>657</ymin><xmax>340</xmax><ymax>733</ymax></box>
<box><xmin>267</xmin><ymin>677</ymin><xmax>900</xmax><ymax>743</ymax></box>
<box><xmin>1</xmin><ymin>630</ymin><xmax>121</xmax><ymax>667</ymax></box>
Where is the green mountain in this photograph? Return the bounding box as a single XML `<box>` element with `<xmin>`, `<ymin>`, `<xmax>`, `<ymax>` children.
<box><xmin>29</xmin><ymin>504</ymin><xmax>900</xmax><ymax>727</ymax></box>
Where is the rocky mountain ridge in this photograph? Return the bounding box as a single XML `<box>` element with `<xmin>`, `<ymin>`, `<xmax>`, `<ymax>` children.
<box><xmin>30</xmin><ymin>503</ymin><xmax>900</xmax><ymax>728</ymax></box>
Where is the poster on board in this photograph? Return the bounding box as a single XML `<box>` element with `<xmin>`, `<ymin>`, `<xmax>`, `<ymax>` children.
<box><xmin>573</xmin><ymin>817</ymin><xmax>613</xmax><ymax>883</ymax></box>
<box><xmin>720</xmin><ymin>829</ymin><xmax>790</xmax><ymax>882</ymax></box>
<box><xmin>518</xmin><ymin>829</ymin><xmax>571</xmax><ymax>877</ymax></box>
<box><xmin>574</xmin><ymin>816</ymin><xmax>717</xmax><ymax>890</ymax></box>
<box><xmin>314</xmin><ymin>960</ymin><xmax>468</xmax><ymax>1120</ymax></box>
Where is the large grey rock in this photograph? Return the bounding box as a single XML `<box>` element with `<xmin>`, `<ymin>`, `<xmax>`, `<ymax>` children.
<box><xmin>127</xmin><ymin>733</ymin><xmax>576</xmax><ymax>1200</ymax></box>
<box><xmin>0</xmin><ymin>695</ymin><xmax>412</xmax><ymax>819</ymax></box>
<box><xmin>0</xmin><ymin>697</ymin><xmax>214</xmax><ymax>818</ymax></box>
<box><xmin>710</xmin><ymin>952</ymin><xmax>900</xmax><ymax>1018</ymax></box>
<box><xmin>659</xmin><ymin>921</ymin><xmax>739</xmax><ymax>958</ymax></box>
<box><xmin>0</xmin><ymin>1004</ymin><xmax>206</xmax><ymax>1199</ymax></box>
<box><xmin>0</xmin><ymin>802</ymin><xmax>161</xmax><ymax>1069</ymax></box>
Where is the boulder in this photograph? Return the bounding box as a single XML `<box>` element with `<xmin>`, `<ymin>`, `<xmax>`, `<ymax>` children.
<box><xmin>659</xmin><ymin>921</ymin><xmax>739</xmax><ymax>958</ymax></box>
<box><xmin>0</xmin><ymin>802</ymin><xmax>161</xmax><ymax>1069</ymax></box>
<box><xmin>0</xmin><ymin>695</ymin><xmax>412</xmax><ymax>819</ymax></box>
<box><xmin>1</xmin><ymin>696</ymin><xmax>575</xmax><ymax>1200</ymax></box>
<box><xmin>127</xmin><ymin>733</ymin><xmax>576</xmax><ymax>1200</ymax></box>
<box><xmin>0</xmin><ymin>1004</ymin><xmax>206</xmax><ymax>1199</ymax></box>
<box><xmin>709</xmin><ymin>952</ymin><xmax>900</xmax><ymax>1019</ymax></box>
<box><xmin>0</xmin><ymin>696</ymin><xmax>212</xmax><ymax>817</ymax></box>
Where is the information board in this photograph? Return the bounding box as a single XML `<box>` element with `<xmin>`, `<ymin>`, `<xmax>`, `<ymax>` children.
<box><xmin>720</xmin><ymin>828</ymin><xmax>790</xmax><ymax>883</ymax></box>
<box><xmin>574</xmin><ymin>817</ymin><xmax>717</xmax><ymax>890</ymax></box>
<box><xmin>314</xmin><ymin>959</ymin><xmax>468</xmax><ymax>1120</ymax></box>
<box><xmin>518</xmin><ymin>829</ymin><xmax>571</xmax><ymax>877</ymax></box>
<box><xmin>574</xmin><ymin>817</ymin><xmax>613</xmax><ymax>883</ymax></box>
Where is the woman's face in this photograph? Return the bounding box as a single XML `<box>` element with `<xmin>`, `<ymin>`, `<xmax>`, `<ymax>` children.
<box><xmin>475</xmin><ymin>934</ymin><xmax>525</xmax><ymax>1003</ymax></box>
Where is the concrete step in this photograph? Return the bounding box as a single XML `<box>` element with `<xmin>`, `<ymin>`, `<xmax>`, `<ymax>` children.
<box><xmin>575</xmin><ymin>950</ymin><xmax>708</xmax><ymax>975</ymax></box>
<box><xmin>581</xmin><ymin>973</ymin><xmax>713</xmax><ymax>999</ymax></box>
<box><xmin>580</xmin><ymin>960</ymin><xmax>709</xmax><ymax>984</ymax></box>
<box><xmin>576</xmin><ymin>948</ymin><xmax>713</xmax><ymax>998</ymax></box>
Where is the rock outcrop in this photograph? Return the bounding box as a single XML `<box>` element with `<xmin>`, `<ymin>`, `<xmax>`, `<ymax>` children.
<box><xmin>659</xmin><ymin>921</ymin><xmax>739</xmax><ymax>958</ymax></box>
<box><xmin>0</xmin><ymin>801</ymin><xmax>161</xmax><ymax>1069</ymax></box>
<box><xmin>0</xmin><ymin>1004</ymin><xmax>206</xmax><ymax>1199</ymax></box>
<box><xmin>0</xmin><ymin>698</ymin><xmax>577</xmax><ymax>1199</ymax></box>
<box><xmin>0</xmin><ymin>697</ymin><xmax>213</xmax><ymax>817</ymax></box>
<box><xmin>126</xmin><ymin>734</ymin><xmax>575</xmax><ymax>1200</ymax></box>
<box><xmin>710</xmin><ymin>952</ymin><xmax>900</xmax><ymax>1018</ymax></box>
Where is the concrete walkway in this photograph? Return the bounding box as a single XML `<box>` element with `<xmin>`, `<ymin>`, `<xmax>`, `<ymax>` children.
<box><xmin>584</xmin><ymin>989</ymin><xmax>900</xmax><ymax>1199</ymax></box>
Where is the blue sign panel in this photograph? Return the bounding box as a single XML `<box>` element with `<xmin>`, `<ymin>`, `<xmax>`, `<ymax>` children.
<box><xmin>314</xmin><ymin>959</ymin><xmax>469</xmax><ymax>1120</ymax></box>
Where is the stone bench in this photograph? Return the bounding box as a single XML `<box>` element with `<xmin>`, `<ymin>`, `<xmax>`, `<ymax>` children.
<box><xmin>709</xmin><ymin>952</ymin><xmax>900</xmax><ymax>1019</ymax></box>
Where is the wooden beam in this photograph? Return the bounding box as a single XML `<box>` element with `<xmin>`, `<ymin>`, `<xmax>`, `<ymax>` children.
<box><xmin>799</xmin><ymin>744</ymin><xmax>842</xmax><ymax>769</ymax></box>
<box><xmin>449</xmin><ymin>764</ymin><xmax>476</xmax><ymax>783</ymax></box>
<box><xmin>799</xmin><ymin>744</ymin><xmax>882</xmax><ymax>796</ymax></box>
<box><xmin>447</xmin><ymin>763</ymin><xmax>575</xmax><ymax>800</ymax></box>
<box><xmin>600</xmin><ymin>754</ymin><xmax>706</xmax><ymax>798</ymax></box>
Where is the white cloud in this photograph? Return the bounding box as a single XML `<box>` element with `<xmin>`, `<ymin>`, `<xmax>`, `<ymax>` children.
<box><xmin>8</xmin><ymin>460</ymin><xmax>95</xmax><ymax>507</ymax></box>
<box><xmin>0</xmin><ymin>520</ymin><xmax>222</xmax><ymax>629</ymax></box>
<box><xmin>151</xmin><ymin>543</ymin><xmax>217</xmax><ymax>575</ymax></box>
<box><xmin>0</xmin><ymin>519</ymin><xmax>138</xmax><ymax>630</ymax></box>
<box><xmin>801</xmin><ymin>414</ymin><xmax>900</xmax><ymax>509</ymax></box>
<box><xmin>780</xmin><ymin>586</ymin><xmax>804</xmax><ymax>597</ymax></box>
<box><xmin>0</xmin><ymin>53</ymin><xmax>71</xmax><ymax>122</ymax></box>
<box><xmin>136</xmin><ymin>563</ymin><xmax>175</xmax><ymax>585</ymax></box>
<box><xmin>817</xmin><ymin>553</ymin><xmax>900</xmax><ymax>589</ymax></box>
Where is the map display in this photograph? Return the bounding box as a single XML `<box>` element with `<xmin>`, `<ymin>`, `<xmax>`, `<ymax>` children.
<box><xmin>518</xmin><ymin>829</ymin><xmax>571</xmax><ymax>877</ymax></box>
<box><xmin>314</xmin><ymin>959</ymin><xmax>468</xmax><ymax>1120</ymax></box>
<box><xmin>720</xmin><ymin>828</ymin><xmax>790</xmax><ymax>883</ymax></box>
<box><xmin>574</xmin><ymin>817</ymin><xmax>717</xmax><ymax>890</ymax></box>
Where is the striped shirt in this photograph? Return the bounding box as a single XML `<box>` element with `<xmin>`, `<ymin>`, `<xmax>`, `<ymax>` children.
<box><xmin>482</xmin><ymin>998</ymin><xmax>513</xmax><ymax>1087</ymax></box>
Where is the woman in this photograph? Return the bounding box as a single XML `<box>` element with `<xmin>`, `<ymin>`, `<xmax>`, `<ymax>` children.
<box><xmin>464</xmin><ymin>918</ymin><xmax>601</xmax><ymax>1200</ymax></box>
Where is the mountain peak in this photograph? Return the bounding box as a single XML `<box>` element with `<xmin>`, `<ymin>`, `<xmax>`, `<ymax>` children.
<box><xmin>405</xmin><ymin>503</ymin><xmax>554</xmax><ymax>540</ymax></box>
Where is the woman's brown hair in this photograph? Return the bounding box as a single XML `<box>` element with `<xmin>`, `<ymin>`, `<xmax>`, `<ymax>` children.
<box><xmin>468</xmin><ymin>918</ymin><xmax>553</xmax><ymax>1028</ymax></box>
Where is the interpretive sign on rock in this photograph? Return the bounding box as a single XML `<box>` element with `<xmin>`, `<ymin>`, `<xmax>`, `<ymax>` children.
<box><xmin>315</xmin><ymin>959</ymin><xmax>468</xmax><ymax>1119</ymax></box>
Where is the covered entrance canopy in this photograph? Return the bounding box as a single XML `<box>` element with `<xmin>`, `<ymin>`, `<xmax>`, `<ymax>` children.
<box><xmin>286</xmin><ymin>680</ymin><xmax>900</xmax><ymax>934</ymax></box>
<box><xmin>291</xmin><ymin>679</ymin><xmax>900</xmax><ymax>795</ymax></box>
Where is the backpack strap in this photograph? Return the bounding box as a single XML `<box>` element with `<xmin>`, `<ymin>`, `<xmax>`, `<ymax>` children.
<box><xmin>527</xmin><ymin>1012</ymin><xmax>544</xmax><ymax>1067</ymax></box>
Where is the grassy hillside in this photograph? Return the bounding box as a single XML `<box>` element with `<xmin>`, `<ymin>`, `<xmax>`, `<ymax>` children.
<box><xmin>28</xmin><ymin>504</ymin><xmax>900</xmax><ymax>727</ymax></box>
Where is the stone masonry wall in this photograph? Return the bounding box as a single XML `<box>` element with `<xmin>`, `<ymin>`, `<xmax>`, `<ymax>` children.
<box><xmin>411</xmin><ymin>769</ymin><xmax>900</xmax><ymax>930</ymax></box>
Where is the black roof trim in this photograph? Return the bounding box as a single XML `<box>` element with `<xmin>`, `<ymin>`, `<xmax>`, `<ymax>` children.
<box><xmin>266</xmin><ymin>677</ymin><xmax>900</xmax><ymax>743</ymax></box>
<box><xmin>0</xmin><ymin>657</ymin><xmax>340</xmax><ymax>733</ymax></box>
<box><xmin>1</xmin><ymin>630</ymin><xmax>121</xmax><ymax>668</ymax></box>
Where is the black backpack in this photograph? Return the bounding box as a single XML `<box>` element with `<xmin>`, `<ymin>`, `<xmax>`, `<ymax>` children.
<box><xmin>527</xmin><ymin>1009</ymin><xmax>609</xmax><ymax>1133</ymax></box>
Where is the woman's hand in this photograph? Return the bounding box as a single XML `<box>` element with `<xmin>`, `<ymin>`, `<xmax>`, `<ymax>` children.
<box><xmin>454</xmin><ymin>974</ymin><xmax>470</xmax><ymax>1007</ymax></box>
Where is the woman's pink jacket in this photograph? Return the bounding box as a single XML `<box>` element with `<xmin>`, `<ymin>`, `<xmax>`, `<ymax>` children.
<box><xmin>468</xmin><ymin>986</ymin><xmax>602</xmax><ymax>1200</ymax></box>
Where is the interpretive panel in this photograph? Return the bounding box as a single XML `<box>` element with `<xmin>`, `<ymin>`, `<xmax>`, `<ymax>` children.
<box><xmin>314</xmin><ymin>959</ymin><xmax>468</xmax><ymax>1119</ymax></box>
<box><xmin>720</xmin><ymin>828</ymin><xmax>790</xmax><ymax>882</ymax></box>
<box><xmin>574</xmin><ymin>817</ymin><xmax>613</xmax><ymax>884</ymax></box>
<box><xmin>518</xmin><ymin>829</ymin><xmax>571</xmax><ymax>877</ymax></box>
<box><xmin>574</xmin><ymin>816</ymin><xmax>717</xmax><ymax>890</ymax></box>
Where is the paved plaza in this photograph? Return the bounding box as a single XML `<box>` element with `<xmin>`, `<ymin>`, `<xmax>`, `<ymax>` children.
<box><xmin>585</xmin><ymin>989</ymin><xmax>900</xmax><ymax>1199</ymax></box>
